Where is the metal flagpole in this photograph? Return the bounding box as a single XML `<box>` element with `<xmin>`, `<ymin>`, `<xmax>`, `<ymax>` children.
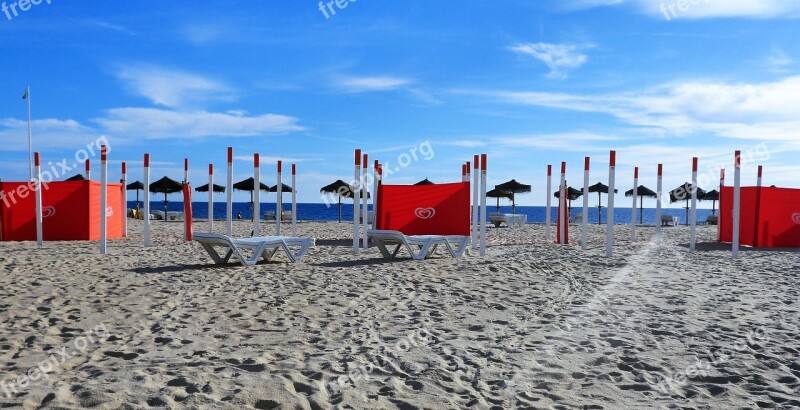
<box><xmin>25</xmin><ymin>86</ymin><xmax>33</xmax><ymax>180</ymax></box>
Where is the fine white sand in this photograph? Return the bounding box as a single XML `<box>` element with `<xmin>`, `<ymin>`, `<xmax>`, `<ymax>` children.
<box><xmin>1</xmin><ymin>220</ymin><xmax>798</xmax><ymax>409</ymax></box>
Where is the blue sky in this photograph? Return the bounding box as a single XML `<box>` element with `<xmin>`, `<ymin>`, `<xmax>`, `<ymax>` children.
<box><xmin>1</xmin><ymin>0</ymin><xmax>798</xmax><ymax>206</ymax></box>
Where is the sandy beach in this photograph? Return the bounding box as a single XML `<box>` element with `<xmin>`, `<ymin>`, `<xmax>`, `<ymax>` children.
<box><xmin>0</xmin><ymin>220</ymin><xmax>798</xmax><ymax>409</ymax></box>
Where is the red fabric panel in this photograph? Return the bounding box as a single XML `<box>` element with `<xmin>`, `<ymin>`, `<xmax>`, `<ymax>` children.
<box><xmin>556</xmin><ymin>201</ymin><xmax>570</xmax><ymax>244</ymax></box>
<box><xmin>376</xmin><ymin>182</ymin><xmax>470</xmax><ymax>236</ymax></box>
<box><xmin>183</xmin><ymin>183</ymin><xmax>193</xmax><ymax>241</ymax></box>
<box><xmin>1</xmin><ymin>181</ymin><xmax>124</xmax><ymax>241</ymax></box>
<box><xmin>105</xmin><ymin>183</ymin><xmax>124</xmax><ymax>239</ymax></box>
<box><xmin>720</xmin><ymin>186</ymin><xmax>800</xmax><ymax>248</ymax></box>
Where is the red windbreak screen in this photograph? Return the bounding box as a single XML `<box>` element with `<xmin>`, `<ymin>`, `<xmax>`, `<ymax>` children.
<box><xmin>719</xmin><ymin>186</ymin><xmax>800</xmax><ymax>248</ymax></box>
<box><xmin>376</xmin><ymin>182</ymin><xmax>470</xmax><ymax>236</ymax></box>
<box><xmin>1</xmin><ymin>181</ymin><xmax>124</xmax><ymax>241</ymax></box>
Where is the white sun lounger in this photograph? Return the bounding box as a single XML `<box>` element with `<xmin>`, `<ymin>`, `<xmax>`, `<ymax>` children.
<box><xmin>489</xmin><ymin>212</ymin><xmax>527</xmax><ymax>228</ymax></box>
<box><xmin>193</xmin><ymin>232</ymin><xmax>315</xmax><ymax>265</ymax></box>
<box><xmin>367</xmin><ymin>230</ymin><xmax>470</xmax><ymax>261</ymax></box>
<box><xmin>660</xmin><ymin>215</ymin><xmax>679</xmax><ymax>226</ymax></box>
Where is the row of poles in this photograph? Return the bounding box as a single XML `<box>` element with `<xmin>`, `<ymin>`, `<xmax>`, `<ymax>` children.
<box><xmin>28</xmin><ymin>147</ymin><xmax>750</xmax><ymax>259</ymax></box>
<box><xmin>542</xmin><ymin>150</ymin><xmax>748</xmax><ymax>258</ymax></box>
<box><xmin>352</xmin><ymin>150</ymin><xmax>490</xmax><ymax>257</ymax></box>
<box><xmin>31</xmin><ymin>145</ymin><xmax>118</xmax><ymax>254</ymax></box>
<box><xmin>33</xmin><ymin>146</ymin><xmax>300</xmax><ymax>254</ymax></box>
<box><xmin>142</xmin><ymin>147</ymin><xmax>299</xmax><ymax>247</ymax></box>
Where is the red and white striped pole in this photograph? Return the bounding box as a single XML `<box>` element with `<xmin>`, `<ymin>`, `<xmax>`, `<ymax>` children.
<box><xmin>753</xmin><ymin>165</ymin><xmax>763</xmax><ymax>247</ymax></box>
<box><xmin>226</xmin><ymin>147</ymin><xmax>233</xmax><ymax>236</ymax></box>
<box><xmin>143</xmin><ymin>153</ymin><xmax>152</xmax><ymax>247</ymax></box>
<box><xmin>732</xmin><ymin>151</ymin><xmax>741</xmax><ymax>258</ymax></box>
<box><xmin>690</xmin><ymin>157</ymin><xmax>698</xmax><ymax>251</ymax></box>
<box><xmin>373</xmin><ymin>160</ymin><xmax>380</xmax><ymax>230</ymax></box>
<box><xmin>254</xmin><ymin>153</ymin><xmax>261</xmax><ymax>237</ymax></box>
<box><xmin>34</xmin><ymin>152</ymin><xmax>43</xmax><ymax>246</ymax></box>
<box><xmin>718</xmin><ymin>169</ymin><xmax>725</xmax><ymax>241</ymax></box>
<box><xmin>100</xmin><ymin>145</ymin><xmax>108</xmax><ymax>255</ymax></box>
<box><xmin>631</xmin><ymin>167</ymin><xmax>638</xmax><ymax>241</ymax></box>
<box><xmin>545</xmin><ymin>165</ymin><xmax>552</xmax><ymax>243</ymax></box>
<box><xmin>121</xmin><ymin>162</ymin><xmax>127</xmax><ymax>238</ymax></box>
<box><xmin>361</xmin><ymin>153</ymin><xmax>368</xmax><ymax>248</ymax></box>
<box><xmin>472</xmin><ymin>155</ymin><xmax>479</xmax><ymax>249</ymax></box>
<box><xmin>208</xmin><ymin>164</ymin><xmax>214</xmax><ymax>232</ymax></box>
<box><xmin>606</xmin><ymin>150</ymin><xmax>616</xmax><ymax>257</ymax></box>
<box><xmin>581</xmin><ymin>157</ymin><xmax>590</xmax><ymax>250</ymax></box>
<box><xmin>353</xmin><ymin>149</ymin><xmax>361</xmax><ymax>255</ymax></box>
<box><xmin>558</xmin><ymin>162</ymin><xmax>566</xmax><ymax>245</ymax></box>
<box><xmin>85</xmin><ymin>159</ymin><xmax>91</xmax><ymax>180</ymax></box>
<box><xmin>479</xmin><ymin>154</ymin><xmax>487</xmax><ymax>256</ymax></box>
<box><xmin>277</xmin><ymin>160</ymin><xmax>283</xmax><ymax>236</ymax></box>
<box><xmin>656</xmin><ymin>164</ymin><xmax>663</xmax><ymax>244</ymax></box>
<box><xmin>757</xmin><ymin>165</ymin><xmax>763</xmax><ymax>187</ymax></box>
<box><xmin>183</xmin><ymin>158</ymin><xmax>190</xmax><ymax>241</ymax></box>
<box><xmin>291</xmin><ymin>164</ymin><xmax>297</xmax><ymax>236</ymax></box>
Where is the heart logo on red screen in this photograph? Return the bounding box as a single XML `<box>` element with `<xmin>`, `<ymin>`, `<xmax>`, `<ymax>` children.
<box><xmin>414</xmin><ymin>207</ymin><xmax>436</xmax><ymax>220</ymax></box>
<box><xmin>42</xmin><ymin>206</ymin><xmax>56</xmax><ymax>218</ymax></box>
<box><xmin>792</xmin><ymin>213</ymin><xmax>800</xmax><ymax>225</ymax></box>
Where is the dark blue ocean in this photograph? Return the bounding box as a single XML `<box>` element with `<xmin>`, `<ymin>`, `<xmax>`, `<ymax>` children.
<box><xmin>129</xmin><ymin>201</ymin><xmax>715</xmax><ymax>225</ymax></box>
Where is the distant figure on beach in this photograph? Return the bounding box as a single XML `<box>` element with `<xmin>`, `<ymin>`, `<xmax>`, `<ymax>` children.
<box><xmin>237</xmin><ymin>212</ymin><xmax>242</xmax><ymax>220</ymax></box>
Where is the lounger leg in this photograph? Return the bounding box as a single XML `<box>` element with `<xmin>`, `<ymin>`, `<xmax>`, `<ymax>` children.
<box><xmin>201</xmin><ymin>243</ymin><xmax>227</xmax><ymax>264</ymax></box>
<box><xmin>373</xmin><ymin>240</ymin><xmax>396</xmax><ymax>260</ymax></box>
<box><xmin>259</xmin><ymin>247</ymin><xmax>281</xmax><ymax>262</ymax></box>
<box><xmin>407</xmin><ymin>241</ymin><xmax>434</xmax><ymax>260</ymax></box>
<box><xmin>286</xmin><ymin>241</ymin><xmax>312</xmax><ymax>262</ymax></box>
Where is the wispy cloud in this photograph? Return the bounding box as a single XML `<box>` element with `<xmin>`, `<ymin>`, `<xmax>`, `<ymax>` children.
<box><xmin>494</xmin><ymin>132</ymin><xmax>622</xmax><ymax>151</ymax></box>
<box><xmin>767</xmin><ymin>48</ymin><xmax>793</xmax><ymax>73</ymax></box>
<box><xmin>508</xmin><ymin>42</ymin><xmax>589</xmax><ymax>79</ymax></box>
<box><xmin>114</xmin><ymin>64</ymin><xmax>235</xmax><ymax>108</ymax></box>
<box><xmin>93</xmin><ymin>108</ymin><xmax>304</xmax><ymax>139</ymax></box>
<box><xmin>233</xmin><ymin>156</ymin><xmax>313</xmax><ymax>164</ymax></box>
<box><xmin>336</xmin><ymin>76</ymin><xmax>412</xmax><ymax>93</ymax></box>
<box><xmin>84</xmin><ymin>20</ymin><xmax>137</xmax><ymax>35</ymax></box>
<box><xmin>461</xmin><ymin>75</ymin><xmax>800</xmax><ymax>144</ymax></box>
<box><xmin>572</xmin><ymin>0</ymin><xmax>800</xmax><ymax>19</ymax></box>
<box><xmin>0</xmin><ymin>118</ymin><xmax>99</xmax><ymax>152</ymax></box>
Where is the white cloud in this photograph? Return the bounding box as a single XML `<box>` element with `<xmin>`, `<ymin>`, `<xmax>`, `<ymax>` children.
<box><xmin>114</xmin><ymin>64</ymin><xmax>235</xmax><ymax>108</ymax></box>
<box><xmin>93</xmin><ymin>108</ymin><xmax>304</xmax><ymax>139</ymax></box>
<box><xmin>467</xmin><ymin>75</ymin><xmax>800</xmax><ymax>143</ymax></box>
<box><xmin>233</xmin><ymin>156</ymin><xmax>311</xmax><ymax>164</ymax></box>
<box><xmin>767</xmin><ymin>48</ymin><xmax>793</xmax><ymax>73</ymax></box>
<box><xmin>0</xmin><ymin>117</ymin><xmax>99</xmax><ymax>152</ymax></box>
<box><xmin>493</xmin><ymin>132</ymin><xmax>622</xmax><ymax>151</ymax></box>
<box><xmin>508</xmin><ymin>42</ymin><xmax>589</xmax><ymax>79</ymax></box>
<box><xmin>336</xmin><ymin>76</ymin><xmax>412</xmax><ymax>93</ymax></box>
<box><xmin>572</xmin><ymin>0</ymin><xmax>800</xmax><ymax>19</ymax></box>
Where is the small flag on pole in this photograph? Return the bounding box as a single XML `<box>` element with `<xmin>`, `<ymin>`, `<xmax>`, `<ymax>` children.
<box><xmin>22</xmin><ymin>89</ymin><xmax>28</xmax><ymax>100</ymax></box>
